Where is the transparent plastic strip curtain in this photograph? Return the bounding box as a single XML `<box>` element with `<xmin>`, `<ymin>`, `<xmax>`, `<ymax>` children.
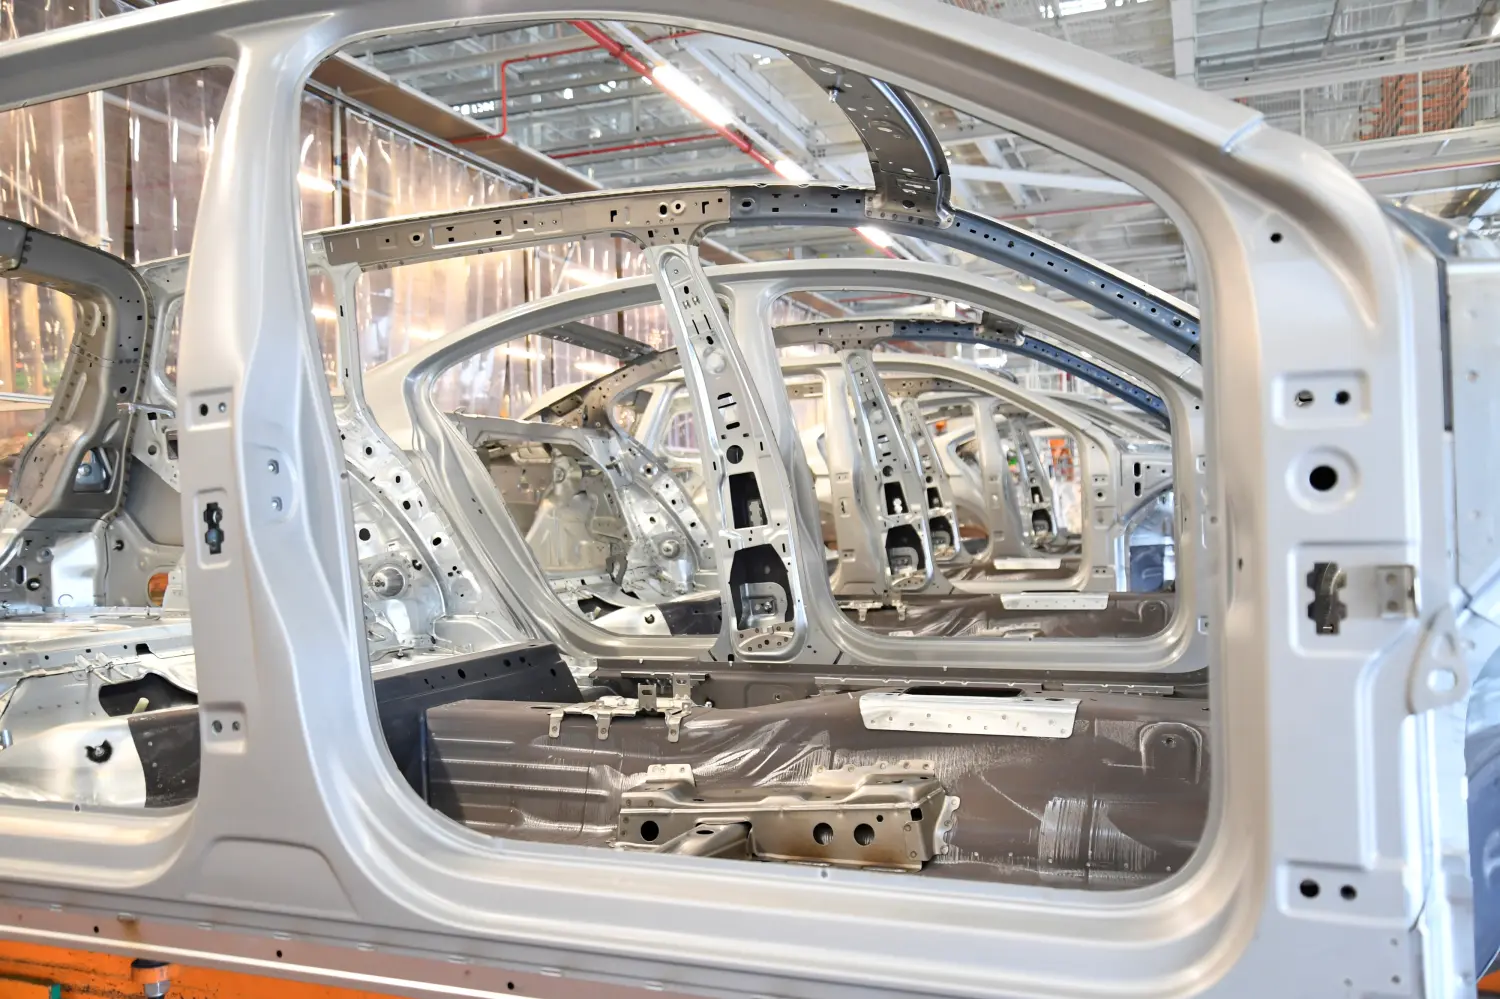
<box><xmin>343</xmin><ymin>110</ymin><xmax>668</xmax><ymax>417</ymax></box>
<box><xmin>0</xmin><ymin>0</ymin><xmax>110</xmax><ymax>489</ymax></box>
<box><xmin>0</xmin><ymin>0</ymin><xmax>718</xmax><ymax>432</ymax></box>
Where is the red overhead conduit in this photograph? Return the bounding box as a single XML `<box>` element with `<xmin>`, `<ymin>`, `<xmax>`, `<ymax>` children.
<box><xmin>455</xmin><ymin>23</ymin><xmax>771</xmax><ymax>172</ymax></box>
<box><xmin>453</xmin><ymin>39</ymin><xmax>597</xmax><ymax>144</ymax></box>
<box><xmin>452</xmin><ymin>30</ymin><xmax>703</xmax><ymax>146</ymax></box>
<box><xmin>566</xmin><ymin>20</ymin><xmax>777</xmax><ymax>172</ymax></box>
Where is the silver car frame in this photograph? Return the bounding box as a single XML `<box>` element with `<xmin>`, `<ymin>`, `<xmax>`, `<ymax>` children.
<box><xmin>0</xmin><ymin>2</ymin><xmax>1490</xmax><ymax>997</ymax></box>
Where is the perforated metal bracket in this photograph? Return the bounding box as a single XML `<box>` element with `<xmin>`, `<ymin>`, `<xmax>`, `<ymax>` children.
<box><xmin>971</xmin><ymin>397</ymin><xmax>1033</xmax><ymax>560</ymax></box>
<box><xmin>787</xmin><ymin>56</ymin><xmax>951</xmax><ymax>228</ymax></box>
<box><xmin>648</xmin><ymin>243</ymin><xmax>808</xmax><ymax>659</ymax></box>
<box><xmin>842</xmin><ymin>349</ymin><xmax>941</xmax><ymax>594</ymax></box>
<box><xmin>1005</xmin><ymin>415</ymin><xmax>1057</xmax><ymax>541</ymax></box>
<box><xmin>322</xmin><ymin>188</ymin><xmax>734</xmax><ymax>269</ymax></box>
<box><xmin>546</xmin><ymin>350</ymin><xmax>679</xmax><ymax>431</ymax></box>
<box><xmin>895</xmin><ymin>397</ymin><xmax>969</xmax><ymax>566</ymax></box>
<box><xmin>1409</xmin><ymin>605</ymin><xmax>1468</xmax><ymax>714</ymax></box>
<box><xmin>544</xmin><ymin>321</ymin><xmax>658</xmax><ymax>362</ymax></box>
<box><xmin>619</xmin><ymin>758</ymin><xmax>958</xmax><ymax>871</ymax></box>
<box><xmin>547</xmin><ymin>675</ymin><xmax>695</xmax><ymax>742</ymax></box>
<box><xmin>817</xmin><ymin>364</ymin><xmax>883</xmax><ymax>597</ymax></box>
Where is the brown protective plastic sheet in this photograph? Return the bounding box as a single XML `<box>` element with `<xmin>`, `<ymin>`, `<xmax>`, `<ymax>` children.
<box><xmin>425</xmin><ymin>687</ymin><xmax>1209</xmax><ymax>888</ymax></box>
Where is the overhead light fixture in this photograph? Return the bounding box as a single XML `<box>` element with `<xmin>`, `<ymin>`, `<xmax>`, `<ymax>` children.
<box><xmin>856</xmin><ymin>225</ymin><xmax>895</xmax><ymax>248</ymax></box>
<box><xmin>774</xmin><ymin>159</ymin><xmax>813</xmax><ymax>183</ymax></box>
<box><xmin>574</xmin><ymin>359</ymin><xmax>618</xmax><ymax>376</ymax></box>
<box><xmin>562</xmin><ymin>87</ymin><xmax>574</xmax><ymax>100</ymax></box>
<box><xmin>652</xmin><ymin>63</ymin><xmax>734</xmax><ymax>126</ymax></box>
<box><xmin>311</xmin><ymin>306</ymin><xmax>339</xmax><ymax>322</ymax></box>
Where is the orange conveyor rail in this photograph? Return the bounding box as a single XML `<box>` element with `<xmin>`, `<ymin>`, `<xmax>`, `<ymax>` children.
<box><xmin>0</xmin><ymin>943</ymin><xmax>393</xmax><ymax>999</ymax></box>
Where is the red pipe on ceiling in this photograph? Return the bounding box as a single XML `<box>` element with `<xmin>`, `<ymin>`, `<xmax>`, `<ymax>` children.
<box><xmin>566</xmin><ymin>19</ymin><xmax>777</xmax><ymax>173</ymax></box>
<box><xmin>453</xmin><ymin>39</ymin><xmax>598</xmax><ymax>145</ymax></box>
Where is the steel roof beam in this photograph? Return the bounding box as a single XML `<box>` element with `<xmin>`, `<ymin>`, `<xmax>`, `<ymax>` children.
<box><xmin>311</xmin><ymin>180</ymin><xmax>1199</xmax><ymax>356</ymax></box>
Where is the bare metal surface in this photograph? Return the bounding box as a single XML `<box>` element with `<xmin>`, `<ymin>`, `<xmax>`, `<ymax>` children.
<box><xmin>425</xmin><ymin>687</ymin><xmax>1207</xmax><ymax>888</ymax></box>
<box><xmin>859</xmin><ymin>691</ymin><xmax>1080</xmax><ymax>738</ymax></box>
<box><xmin>0</xmin><ymin>3</ymin><xmax>1476</xmax><ymax>997</ymax></box>
<box><xmin>619</xmin><ymin>759</ymin><xmax>956</xmax><ymax>872</ymax></box>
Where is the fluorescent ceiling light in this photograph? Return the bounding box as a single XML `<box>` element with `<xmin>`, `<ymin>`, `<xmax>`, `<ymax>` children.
<box><xmin>311</xmin><ymin>306</ymin><xmax>339</xmax><ymax>322</ymax></box>
<box><xmin>574</xmin><ymin>359</ymin><xmax>618</xmax><ymax>376</ymax></box>
<box><xmin>774</xmin><ymin>159</ymin><xmax>813</xmax><ymax>183</ymax></box>
<box><xmin>856</xmin><ymin>225</ymin><xmax>895</xmax><ymax>248</ymax></box>
<box><xmin>652</xmin><ymin>63</ymin><xmax>734</xmax><ymax>126</ymax></box>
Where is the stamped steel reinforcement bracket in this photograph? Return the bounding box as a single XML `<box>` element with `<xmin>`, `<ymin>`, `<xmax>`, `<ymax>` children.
<box><xmin>895</xmin><ymin>397</ymin><xmax>969</xmax><ymax>565</ymax></box>
<box><xmin>1006</xmin><ymin>414</ymin><xmax>1058</xmax><ymax>540</ymax></box>
<box><xmin>814</xmin><ymin>364</ymin><xmax>882</xmax><ymax>596</ymax></box>
<box><xmin>548</xmin><ymin>675</ymin><xmax>696</xmax><ymax>742</ymax></box>
<box><xmin>771</xmin><ymin>319</ymin><xmax>945</xmax><ymax>600</ymax></box>
<box><xmin>647</xmin><ymin>241</ymin><xmax>817</xmax><ymax>660</ymax></box>
<box><xmin>787</xmin><ymin>55</ymin><xmax>952</xmax><ymax>228</ymax></box>
<box><xmin>619</xmin><ymin>759</ymin><xmax>958</xmax><ymax>872</ymax></box>
<box><xmin>937</xmin><ymin>395</ymin><xmax>1032</xmax><ymax>560</ymax></box>
<box><xmin>843</xmin><ymin>348</ymin><xmax>941</xmax><ymax>593</ymax></box>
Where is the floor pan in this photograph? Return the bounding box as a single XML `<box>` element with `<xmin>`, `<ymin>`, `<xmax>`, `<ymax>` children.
<box><xmin>424</xmin><ymin>687</ymin><xmax>1209</xmax><ymax>888</ymax></box>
